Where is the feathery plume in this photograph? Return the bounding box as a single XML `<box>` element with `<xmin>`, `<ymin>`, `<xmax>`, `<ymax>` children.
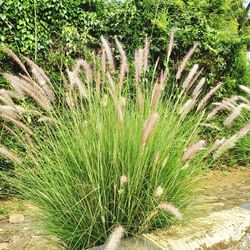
<box><xmin>159</xmin><ymin>69</ymin><xmax>168</xmax><ymax>85</ymax></box>
<box><xmin>141</xmin><ymin>113</ymin><xmax>159</xmax><ymax>150</ymax></box>
<box><xmin>151</xmin><ymin>71</ymin><xmax>166</xmax><ymax>108</ymax></box>
<box><xmin>192</xmin><ymin>77</ymin><xmax>206</xmax><ymax>99</ymax></box>
<box><xmin>187</xmin><ymin>68</ymin><xmax>204</xmax><ymax>92</ymax></box>
<box><xmin>158</xmin><ymin>203</ymin><xmax>182</xmax><ymax>219</ymax></box>
<box><xmin>2</xmin><ymin>45</ymin><xmax>31</xmax><ymax>79</ymax></box>
<box><xmin>239</xmin><ymin>85</ymin><xmax>250</xmax><ymax>95</ymax></box>
<box><xmin>107</xmin><ymin>72</ymin><xmax>117</xmax><ymax>96</ymax></box>
<box><xmin>179</xmin><ymin>98</ymin><xmax>196</xmax><ymax>116</ymax></box>
<box><xmin>0</xmin><ymin>147</ymin><xmax>22</xmax><ymax>164</ymax></box>
<box><xmin>208</xmin><ymin>138</ymin><xmax>226</xmax><ymax>154</ymax></box>
<box><xmin>213</xmin><ymin>138</ymin><xmax>236</xmax><ymax>159</ymax></box>
<box><xmin>224</xmin><ymin>103</ymin><xmax>250</xmax><ymax>126</ymax></box>
<box><xmin>24</xmin><ymin>56</ymin><xmax>52</xmax><ymax>85</ymax></box>
<box><xmin>104</xmin><ymin>225</ymin><xmax>124</xmax><ymax>250</ymax></box>
<box><xmin>176</xmin><ymin>43</ymin><xmax>199</xmax><ymax>80</ymax></box>
<box><xmin>101</xmin><ymin>48</ymin><xmax>107</xmax><ymax>77</ymax></box>
<box><xmin>207</xmin><ymin>96</ymin><xmax>238</xmax><ymax>120</ymax></box>
<box><xmin>31</xmin><ymin>66</ymin><xmax>48</xmax><ymax>89</ymax></box>
<box><xmin>213</xmin><ymin>123</ymin><xmax>250</xmax><ymax>159</ymax></box>
<box><xmin>238</xmin><ymin>96</ymin><xmax>250</xmax><ymax>105</ymax></box>
<box><xmin>207</xmin><ymin>104</ymin><xmax>224</xmax><ymax>120</ymax></box>
<box><xmin>197</xmin><ymin>83</ymin><xmax>222</xmax><ymax>111</ymax></box>
<box><xmin>182</xmin><ymin>64</ymin><xmax>199</xmax><ymax>91</ymax></box>
<box><xmin>92</xmin><ymin>52</ymin><xmax>101</xmax><ymax>93</ymax></box>
<box><xmin>182</xmin><ymin>140</ymin><xmax>206</xmax><ymax>161</ymax></box>
<box><xmin>3</xmin><ymin>73</ymin><xmax>25</xmax><ymax>99</ymax></box>
<box><xmin>3</xmin><ymin>73</ymin><xmax>52</xmax><ymax>111</ymax></box>
<box><xmin>7</xmin><ymin>90</ymin><xmax>25</xmax><ymax>101</ymax></box>
<box><xmin>66</xmin><ymin>69</ymin><xmax>87</xmax><ymax>98</ymax></box>
<box><xmin>24</xmin><ymin>57</ymin><xmax>55</xmax><ymax>101</ymax></box>
<box><xmin>223</xmin><ymin>106</ymin><xmax>242</xmax><ymax>126</ymax></box>
<box><xmin>92</xmin><ymin>51</ymin><xmax>97</xmax><ymax>75</ymax></box>
<box><xmin>235</xmin><ymin>123</ymin><xmax>250</xmax><ymax>140</ymax></box>
<box><xmin>167</xmin><ymin>28</ymin><xmax>175</xmax><ymax>63</ymax></box>
<box><xmin>14</xmin><ymin>105</ymin><xmax>25</xmax><ymax>114</ymax></box>
<box><xmin>120</xmin><ymin>175</ymin><xmax>128</xmax><ymax>188</ymax></box>
<box><xmin>154</xmin><ymin>186</ymin><xmax>164</xmax><ymax>197</ymax></box>
<box><xmin>19</xmin><ymin>73</ymin><xmax>33</xmax><ymax>83</ymax></box>
<box><xmin>24</xmin><ymin>132</ymin><xmax>33</xmax><ymax>144</ymax></box>
<box><xmin>61</xmin><ymin>72</ymin><xmax>75</xmax><ymax>108</ymax></box>
<box><xmin>135</xmin><ymin>48</ymin><xmax>144</xmax><ymax>85</ymax></box>
<box><xmin>137</xmin><ymin>87</ymin><xmax>143</xmax><ymax>112</ymax></box>
<box><xmin>1</xmin><ymin>124</ymin><xmax>21</xmax><ymax>142</ymax></box>
<box><xmin>0</xmin><ymin>89</ymin><xmax>15</xmax><ymax>106</ymax></box>
<box><xmin>113</xmin><ymin>98</ymin><xmax>124</xmax><ymax>123</ymax></box>
<box><xmin>37</xmin><ymin>116</ymin><xmax>57</xmax><ymax>123</ymax></box>
<box><xmin>0</xmin><ymin>105</ymin><xmax>24</xmax><ymax>120</ymax></box>
<box><xmin>107</xmin><ymin>73</ymin><xmax>124</xmax><ymax>123</ymax></box>
<box><xmin>101</xmin><ymin>37</ymin><xmax>115</xmax><ymax>73</ymax></box>
<box><xmin>115</xmin><ymin>38</ymin><xmax>128</xmax><ymax>90</ymax></box>
<box><xmin>0</xmin><ymin>105</ymin><xmax>15</xmax><ymax>117</ymax></box>
<box><xmin>73</xmin><ymin>59</ymin><xmax>93</xmax><ymax>84</ymax></box>
<box><xmin>151</xmin><ymin>80</ymin><xmax>161</xmax><ymax>108</ymax></box>
<box><xmin>61</xmin><ymin>71</ymin><xmax>69</xmax><ymax>91</ymax></box>
<box><xmin>241</xmin><ymin>103</ymin><xmax>250</xmax><ymax>111</ymax></box>
<box><xmin>0</xmin><ymin>114</ymin><xmax>33</xmax><ymax>134</ymax></box>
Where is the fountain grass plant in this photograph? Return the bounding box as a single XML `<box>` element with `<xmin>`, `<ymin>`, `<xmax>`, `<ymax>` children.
<box><xmin>0</xmin><ymin>33</ymin><xmax>249</xmax><ymax>249</ymax></box>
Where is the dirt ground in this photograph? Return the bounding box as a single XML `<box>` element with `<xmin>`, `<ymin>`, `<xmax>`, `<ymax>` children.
<box><xmin>0</xmin><ymin>167</ymin><xmax>250</xmax><ymax>250</ymax></box>
<box><xmin>193</xmin><ymin>167</ymin><xmax>250</xmax><ymax>216</ymax></box>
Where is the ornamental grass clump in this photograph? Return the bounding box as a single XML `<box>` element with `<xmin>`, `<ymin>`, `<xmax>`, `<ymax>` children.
<box><xmin>0</xmin><ymin>33</ymin><xmax>249</xmax><ymax>249</ymax></box>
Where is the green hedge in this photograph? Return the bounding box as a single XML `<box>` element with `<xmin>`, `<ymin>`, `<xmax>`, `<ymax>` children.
<box><xmin>1</xmin><ymin>0</ymin><xmax>250</xmax><ymax>94</ymax></box>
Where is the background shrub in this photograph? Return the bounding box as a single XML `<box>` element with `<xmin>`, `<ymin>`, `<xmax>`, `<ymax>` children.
<box><xmin>1</xmin><ymin>0</ymin><xmax>250</xmax><ymax>95</ymax></box>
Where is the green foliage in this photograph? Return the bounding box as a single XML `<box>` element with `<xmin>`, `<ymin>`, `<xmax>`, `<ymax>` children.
<box><xmin>0</xmin><ymin>0</ymin><xmax>103</xmax><ymax>53</ymax></box>
<box><xmin>0</xmin><ymin>0</ymin><xmax>249</xmax><ymax>94</ymax></box>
